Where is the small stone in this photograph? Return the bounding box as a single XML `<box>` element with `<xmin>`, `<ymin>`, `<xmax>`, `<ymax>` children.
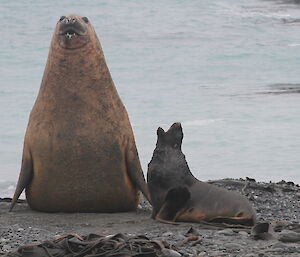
<box><xmin>251</xmin><ymin>222</ymin><xmax>276</xmax><ymax>240</ymax></box>
<box><xmin>162</xmin><ymin>231</ymin><xmax>173</xmax><ymax>237</ymax></box>
<box><xmin>224</xmin><ymin>242</ymin><xmax>241</xmax><ymax>249</ymax></box>
<box><xmin>0</xmin><ymin>238</ymin><xmax>8</xmax><ymax>243</ymax></box>
<box><xmin>176</xmin><ymin>233</ymin><xmax>186</xmax><ymax>240</ymax></box>
<box><xmin>244</xmin><ymin>254</ymin><xmax>256</xmax><ymax>257</ymax></box>
<box><xmin>238</xmin><ymin>231</ymin><xmax>249</xmax><ymax>237</ymax></box>
<box><xmin>185</xmin><ymin>227</ymin><xmax>200</xmax><ymax>236</ymax></box>
<box><xmin>2</xmin><ymin>245</ymin><xmax>12</xmax><ymax>251</ymax></box>
<box><xmin>17</xmin><ymin>228</ymin><xmax>24</xmax><ymax>232</ymax></box>
<box><xmin>161</xmin><ymin>249</ymin><xmax>181</xmax><ymax>257</ymax></box>
<box><xmin>272</xmin><ymin>242</ymin><xmax>289</xmax><ymax>249</ymax></box>
<box><xmin>279</xmin><ymin>230</ymin><xmax>300</xmax><ymax>243</ymax></box>
<box><xmin>217</xmin><ymin>229</ymin><xmax>234</xmax><ymax>236</ymax></box>
<box><xmin>197</xmin><ymin>252</ymin><xmax>207</xmax><ymax>257</ymax></box>
<box><xmin>209</xmin><ymin>251</ymin><xmax>227</xmax><ymax>257</ymax></box>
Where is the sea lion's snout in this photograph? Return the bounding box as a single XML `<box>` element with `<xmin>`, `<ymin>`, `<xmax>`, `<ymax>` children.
<box><xmin>57</xmin><ymin>15</ymin><xmax>89</xmax><ymax>49</ymax></box>
<box><xmin>59</xmin><ymin>16</ymin><xmax>86</xmax><ymax>37</ymax></box>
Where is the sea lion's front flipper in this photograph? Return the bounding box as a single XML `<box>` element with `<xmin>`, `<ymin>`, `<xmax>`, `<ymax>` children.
<box><xmin>126</xmin><ymin>142</ymin><xmax>151</xmax><ymax>204</ymax></box>
<box><xmin>156</xmin><ymin>187</ymin><xmax>190</xmax><ymax>222</ymax></box>
<box><xmin>9</xmin><ymin>149</ymin><xmax>33</xmax><ymax>212</ymax></box>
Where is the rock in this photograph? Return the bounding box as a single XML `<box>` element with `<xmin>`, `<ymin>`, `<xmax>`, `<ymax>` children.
<box><xmin>0</xmin><ymin>238</ymin><xmax>8</xmax><ymax>243</ymax></box>
<box><xmin>216</xmin><ymin>229</ymin><xmax>234</xmax><ymax>236</ymax></box>
<box><xmin>224</xmin><ymin>242</ymin><xmax>242</xmax><ymax>249</ymax></box>
<box><xmin>2</xmin><ymin>245</ymin><xmax>12</xmax><ymax>251</ymax></box>
<box><xmin>161</xmin><ymin>249</ymin><xmax>182</xmax><ymax>257</ymax></box>
<box><xmin>271</xmin><ymin>242</ymin><xmax>290</xmax><ymax>249</ymax></box>
<box><xmin>209</xmin><ymin>251</ymin><xmax>227</xmax><ymax>257</ymax></box>
<box><xmin>251</xmin><ymin>222</ymin><xmax>276</xmax><ymax>240</ymax></box>
<box><xmin>239</xmin><ymin>231</ymin><xmax>249</xmax><ymax>237</ymax></box>
<box><xmin>162</xmin><ymin>231</ymin><xmax>173</xmax><ymax>237</ymax></box>
<box><xmin>278</xmin><ymin>230</ymin><xmax>300</xmax><ymax>243</ymax></box>
<box><xmin>185</xmin><ymin>227</ymin><xmax>201</xmax><ymax>236</ymax></box>
<box><xmin>197</xmin><ymin>252</ymin><xmax>208</xmax><ymax>257</ymax></box>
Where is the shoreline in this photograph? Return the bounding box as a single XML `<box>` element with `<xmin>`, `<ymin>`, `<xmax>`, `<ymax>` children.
<box><xmin>1</xmin><ymin>178</ymin><xmax>299</xmax><ymax>256</ymax></box>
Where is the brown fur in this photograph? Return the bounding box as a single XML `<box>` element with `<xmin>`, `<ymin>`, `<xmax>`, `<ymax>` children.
<box><xmin>10</xmin><ymin>14</ymin><xmax>150</xmax><ymax>212</ymax></box>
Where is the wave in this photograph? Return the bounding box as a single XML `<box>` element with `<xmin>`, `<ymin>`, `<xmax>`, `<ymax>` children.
<box><xmin>288</xmin><ymin>43</ymin><xmax>300</xmax><ymax>47</ymax></box>
<box><xmin>0</xmin><ymin>180</ymin><xmax>19</xmax><ymax>198</ymax></box>
<box><xmin>183</xmin><ymin>119</ymin><xmax>223</xmax><ymax>127</ymax></box>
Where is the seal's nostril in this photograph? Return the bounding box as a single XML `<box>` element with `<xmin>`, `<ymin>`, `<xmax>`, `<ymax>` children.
<box><xmin>59</xmin><ymin>16</ymin><xmax>66</xmax><ymax>22</ymax></box>
<box><xmin>65</xmin><ymin>18</ymin><xmax>70</xmax><ymax>24</ymax></box>
<box><xmin>71</xmin><ymin>18</ymin><xmax>76</xmax><ymax>23</ymax></box>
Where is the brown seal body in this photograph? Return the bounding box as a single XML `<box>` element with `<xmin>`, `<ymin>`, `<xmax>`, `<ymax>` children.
<box><xmin>147</xmin><ymin>123</ymin><xmax>256</xmax><ymax>225</ymax></box>
<box><xmin>10</xmin><ymin>14</ymin><xmax>150</xmax><ymax>212</ymax></box>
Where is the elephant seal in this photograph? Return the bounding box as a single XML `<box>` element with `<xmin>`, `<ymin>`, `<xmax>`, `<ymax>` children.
<box><xmin>10</xmin><ymin>14</ymin><xmax>150</xmax><ymax>212</ymax></box>
<box><xmin>147</xmin><ymin>123</ymin><xmax>256</xmax><ymax>225</ymax></box>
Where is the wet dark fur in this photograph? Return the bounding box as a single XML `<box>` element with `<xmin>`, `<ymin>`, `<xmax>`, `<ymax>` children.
<box><xmin>147</xmin><ymin>123</ymin><xmax>256</xmax><ymax>225</ymax></box>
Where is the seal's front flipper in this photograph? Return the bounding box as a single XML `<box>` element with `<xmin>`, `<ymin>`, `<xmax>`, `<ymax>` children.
<box><xmin>126</xmin><ymin>142</ymin><xmax>151</xmax><ymax>204</ymax></box>
<box><xmin>156</xmin><ymin>187</ymin><xmax>191</xmax><ymax>222</ymax></box>
<box><xmin>9</xmin><ymin>150</ymin><xmax>33</xmax><ymax>212</ymax></box>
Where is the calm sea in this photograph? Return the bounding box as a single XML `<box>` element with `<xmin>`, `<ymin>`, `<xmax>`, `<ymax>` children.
<box><xmin>1</xmin><ymin>0</ymin><xmax>300</xmax><ymax>197</ymax></box>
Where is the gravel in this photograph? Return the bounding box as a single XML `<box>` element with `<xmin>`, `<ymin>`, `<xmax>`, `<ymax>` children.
<box><xmin>1</xmin><ymin>178</ymin><xmax>299</xmax><ymax>256</ymax></box>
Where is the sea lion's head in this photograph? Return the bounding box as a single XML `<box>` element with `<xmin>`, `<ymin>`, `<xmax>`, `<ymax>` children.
<box><xmin>156</xmin><ymin>122</ymin><xmax>183</xmax><ymax>150</ymax></box>
<box><xmin>55</xmin><ymin>14</ymin><xmax>93</xmax><ymax>50</ymax></box>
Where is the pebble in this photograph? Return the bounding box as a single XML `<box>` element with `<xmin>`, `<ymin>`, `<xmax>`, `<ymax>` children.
<box><xmin>0</xmin><ymin>238</ymin><xmax>8</xmax><ymax>243</ymax></box>
<box><xmin>217</xmin><ymin>229</ymin><xmax>234</xmax><ymax>236</ymax></box>
<box><xmin>271</xmin><ymin>242</ymin><xmax>289</xmax><ymax>249</ymax></box>
<box><xmin>238</xmin><ymin>231</ymin><xmax>249</xmax><ymax>237</ymax></box>
<box><xmin>2</xmin><ymin>245</ymin><xmax>12</xmax><ymax>251</ymax></box>
<box><xmin>279</xmin><ymin>230</ymin><xmax>300</xmax><ymax>243</ymax></box>
<box><xmin>224</xmin><ymin>242</ymin><xmax>242</xmax><ymax>250</ymax></box>
<box><xmin>209</xmin><ymin>251</ymin><xmax>227</xmax><ymax>256</ymax></box>
<box><xmin>161</xmin><ymin>249</ymin><xmax>182</xmax><ymax>257</ymax></box>
<box><xmin>162</xmin><ymin>231</ymin><xmax>173</xmax><ymax>237</ymax></box>
<box><xmin>197</xmin><ymin>252</ymin><xmax>207</xmax><ymax>257</ymax></box>
<box><xmin>176</xmin><ymin>233</ymin><xmax>186</xmax><ymax>240</ymax></box>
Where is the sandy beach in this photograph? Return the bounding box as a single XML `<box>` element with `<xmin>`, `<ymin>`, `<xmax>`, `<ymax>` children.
<box><xmin>1</xmin><ymin>178</ymin><xmax>299</xmax><ymax>256</ymax></box>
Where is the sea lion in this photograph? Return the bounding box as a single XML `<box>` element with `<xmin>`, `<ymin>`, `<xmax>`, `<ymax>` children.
<box><xmin>147</xmin><ymin>123</ymin><xmax>256</xmax><ymax>225</ymax></box>
<box><xmin>10</xmin><ymin>14</ymin><xmax>150</xmax><ymax>212</ymax></box>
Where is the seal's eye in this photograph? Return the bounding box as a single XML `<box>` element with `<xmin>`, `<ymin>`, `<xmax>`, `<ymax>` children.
<box><xmin>82</xmin><ymin>17</ymin><xmax>89</xmax><ymax>23</ymax></box>
<box><xmin>59</xmin><ymin>16</ymin><xmax>66</xmax><ymax>22</ymax></box>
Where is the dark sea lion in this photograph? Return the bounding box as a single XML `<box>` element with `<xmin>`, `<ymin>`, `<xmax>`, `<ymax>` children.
<box><xmin>10</xmin><ymin>14</ymin><xmax>150</xmax><ymax>212</ymax></box>
<box><xmin>147</xmin><ymin>123</ymin><xmax>256</xmax><ymax>225</ymax></box>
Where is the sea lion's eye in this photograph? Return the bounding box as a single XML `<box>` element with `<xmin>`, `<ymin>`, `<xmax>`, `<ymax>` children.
<box><xmin>82</xmin><ymin>17</ymin><xmax>89</xmax><ymax>23</ymax></box>
<box><xmin>59</xmin><ymin>16</ymin><xmax>66</xmax><ymax>22</ymax></box>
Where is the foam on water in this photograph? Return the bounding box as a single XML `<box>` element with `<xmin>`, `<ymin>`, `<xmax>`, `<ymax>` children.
<box><xmin>183</xmin><ymin>119</ymin><xmax>224</xmax><ymax>127</ymax></box>
<box><xmin>1</xmin><ymin>0</ymin><xmax>300</xmax><ymax>197</ymax></box>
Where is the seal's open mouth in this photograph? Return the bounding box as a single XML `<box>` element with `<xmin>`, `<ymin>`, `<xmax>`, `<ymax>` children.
<box><xmin>64</xmin><ymin>31</ymin><xmax>79</xmax><ymax>40</ymax></box>
<box><xmin>57</xmin><ymin>16</ymin><xmax>89</xmax><ymax>49</ymax></box>
<box><xmin>60</xmin><ymin>26</ymin><xmax>83</xmax><ymax>39</ymax></box>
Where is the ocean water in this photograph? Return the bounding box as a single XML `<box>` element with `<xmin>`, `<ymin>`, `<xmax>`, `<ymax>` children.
<box><xmin>1</xmin><ymin>0</ymin><xmax>300</xmax><ymax>197</ymax></box>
